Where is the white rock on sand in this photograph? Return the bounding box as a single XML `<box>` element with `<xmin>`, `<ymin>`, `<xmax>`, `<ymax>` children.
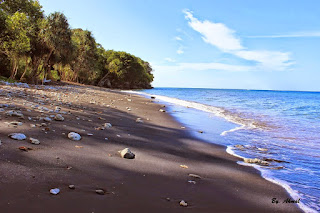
<box><xmin>54</xmin><ymin>114</ymin><xmax>64</xmax><ymax>121</ymax></box>
<box><xmin>136</xmin><ymin>118</ymin><xmax>144</xmax><ymax>123</ymax></box>
<box><xmin>50</xmin><ymin>188</ymin><xmax>60</xmax><ymax>195</ymax></box>
<box><xmin>119</xmin><ymin>148</ymin><xmax>135</xmax><ymax>159</ymax></box>
<box><xmin>68</xmin><ymin>132</ymin><xmax>81</xmax><ymax>141</ymax></box>
<box><xmin>180</xmin><ymin>200</ymin><xmax>188</xmax><ymax>207</ymax></box>
<box><xmin>104</xmin><ymin>123</ymin><xmax>112</xmax><ymax>128</ymax></box>
<box><xmin>29</xmin><ymin>137</ymin><xmax>40</xmax><ymax>145</ymax></box>
<box><xmin>8</xmin><ymin>133</ymin><xmax>27</xmax><ymax>140</ymax></box>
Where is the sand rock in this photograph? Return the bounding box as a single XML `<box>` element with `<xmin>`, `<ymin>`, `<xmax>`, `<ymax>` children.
<box><xmin>235</xmin><ymin>145</ymin><xmax>245</xmax><ymax>149</ymax></box>
<box><xmin>180</xmin><ymin>200</ymin><xmax>188</xmax><ymax>207</ymax></box>
<box><xmin>8</xmin><ymin>133</ymin><xmax>26</xmax><ymax>140</ymax></box>
<box><xmin>29</xmin><ymin>137</ymin><xmax>40</xmax><ymax>145</ymax></box>
<box><xmin>119</xmin><ymin>148</ymin><xmax>135</xmax><ymax>159</ymax></box>
<box><xmin>95</xmin><ymin>189</ymin><xmax>105</xmax><ymax>195</ymax></box>
<box><xmin>54</xmin><ymin>106</ymin><xmax>61</xmax><ymax>112</ymax></box>
<box><xmin>188</xmin><ymin>174</ymin><xmax>201</xmax><ymax>179</ymax></box>
<box><xmin>50</xmin><ymin>188</ymin><xmax>60</xmax><ymax>195</ymax></box>
<box><xmin>136</xmin><ymin>118</ymin><xmax>144</xmax><ymax>123</ymax></box>
<box><xmin>54</xmin><ymin>114</ymin><xmax>64</xmax><ymax>121</ymax></box>
<box><xmin>263</xmin><ymin>158</ymin><xmax>289</xmax><ymax>163</ymax></box>
<box><xmin>43</xmin><ymin>117</ymin><xmax>52</xmax><ymax>122</ymax></box>
<box><xmin>5</xmin><ymin>110</ymin><xmax>24</xmax><ymax>118</ymax></box>
<box><xmin>68</xmin><ymin>132</ymin><xmax>81</xmax><ymax>141</ymax></box>
<box><xmin>104</xmin><ymin>123</ymin><xmax>112</xmax><ymax>128</ymax></box>
<box><xmin>244</xmin><ymin>158</ymin><xmax>270</xmax><ymax>166</ymax></box>
<box><xmin>9</xmin><ymin>121</ymin><xmax>23</xmax><ymax>126</ymax></box>
<box><xmin>159</xmin><ymin>109</ymin><xmax>166</xmax><ymax>112</ymax></box>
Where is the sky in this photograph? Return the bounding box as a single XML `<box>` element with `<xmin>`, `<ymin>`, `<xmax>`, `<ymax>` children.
<box><xmin>38</xmin><ymin>0</ymin><xmax>320</xmax><ymax>91</ymax></box>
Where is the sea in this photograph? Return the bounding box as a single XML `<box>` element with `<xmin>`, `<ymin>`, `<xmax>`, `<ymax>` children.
<box><xmin>125</xmin><ymin>88</ymin><xmax>320</xmax><ymax>213</ymax></box>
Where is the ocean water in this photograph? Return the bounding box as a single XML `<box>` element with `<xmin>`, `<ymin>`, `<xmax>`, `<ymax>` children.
<box><xmin>126</xmin><ymin>88</ymin><xmax>320</xmax><ymax>213</ymax></box>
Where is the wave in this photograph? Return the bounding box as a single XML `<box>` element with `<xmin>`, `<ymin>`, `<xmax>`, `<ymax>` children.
<box><xmin>227</xmin><ymin>146</ymin><xmax>317</xmax><ymax>213</ymax></box>
<box><xmin>124</xmin><ymin>90</ymin><xmax>270</xmax><ymax>133</ymax></box>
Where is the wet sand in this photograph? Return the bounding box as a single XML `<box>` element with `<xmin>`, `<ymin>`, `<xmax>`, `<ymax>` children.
<box><xmin>0</xmin><ymin>82</ymin><xmax>301</xmax><ymax>212</ymax></box>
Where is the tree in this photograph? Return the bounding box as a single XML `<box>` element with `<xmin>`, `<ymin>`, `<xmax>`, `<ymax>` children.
<box><xmin>40</xmin><ymin>12</ymin><xmax>72</xmax><ymax>83</ymax></box>
<box><xmin>71</xmin><ymin>29</ymin><xmax>98</xmax><ymax>83</ymax></box>
<box><xmin>1</xmin><ymin>12</ymin><xmax>31</xmax><ymax>79</ymax></box>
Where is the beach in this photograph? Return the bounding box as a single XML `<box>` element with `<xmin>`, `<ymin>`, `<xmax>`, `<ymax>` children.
<box><xmin>0</xmin><ymin>82</ymin><xmax>301</xmax><ymax>212</ymax></box>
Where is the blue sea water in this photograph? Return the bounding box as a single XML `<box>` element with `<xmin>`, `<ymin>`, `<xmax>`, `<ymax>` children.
<box><xmin>128</xmin><ymin>88</ymin><xmax>320</xmax><ymax>213</ymax></box>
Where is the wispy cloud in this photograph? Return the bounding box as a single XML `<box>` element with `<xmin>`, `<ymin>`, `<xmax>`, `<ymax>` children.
<box><xmin>183</xmin><ymin>9</ymin><xmax>294</xmax><ymax>71</ymax></box>
<box><xmin>174</xmin><ymin>36</ymin><xmax>183</xmax><ymax>41</ymax></box>
<box><xmin>177</xmin><ymin>45</ymin><xmax>184</xmax><ymax>54</ymax></box>
<box><xmin>154</xmin><ymin>62</ymin><xmax>254</xmax><ymax>72</ymax></box>
<box><xmin>247</xmin><ymin>31</ymin><xmax>320</xmax><ymax>38</ymax></box>
<box><xmin>164</xmin><ymin>57</ymin><xmax>176</xmax><ymax>62</ymax></box>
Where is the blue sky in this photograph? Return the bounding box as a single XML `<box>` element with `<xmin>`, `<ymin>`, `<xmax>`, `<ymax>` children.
<box><xmin>39</xmin><ymin>0</ymin><xmax>320</xmax><ymax>91</ymax></box>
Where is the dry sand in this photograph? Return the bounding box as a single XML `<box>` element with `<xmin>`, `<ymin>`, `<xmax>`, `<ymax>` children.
<box><xmin>0</xmin><ymin>82</ymin><xmax>301</xmax><ymax>212</ymax></box>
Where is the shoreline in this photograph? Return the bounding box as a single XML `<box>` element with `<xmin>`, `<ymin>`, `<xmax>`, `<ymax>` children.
<box><xmin>0</xmin><ymin>82</ymin><xmax>302</xmax><ymax>212</ymax></box>
<box><xmin>126</xmin><ymin>89</ymin><xmax>315</xmax><ymax>213</ymax></box>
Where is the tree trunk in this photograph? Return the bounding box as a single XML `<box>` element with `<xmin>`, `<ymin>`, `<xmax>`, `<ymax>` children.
<box><xmin>42</xmin><ymin>49</ymin><xmax>54</xmax><ymax>85</ymax></box>
<box><xmin>10</xmin><ymin>59</ymin><xmax>17</xmax><ymax>79</ymax></box>
<box><xmin>97</xmin><ymin>72</ymin><xmax>110</xmax><ymax>87</ymax></box>
<box><xmin>20</xmin><ymin>57</ymin><xmax>29</xmax><ymax>81</ymax></box>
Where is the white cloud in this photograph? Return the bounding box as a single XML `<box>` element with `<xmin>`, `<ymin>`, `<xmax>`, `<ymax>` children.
<box><xmin>177</xmin><ymin>49</ymin><xmax>184</xmax><ymax>54</ymax></box>
<box><xmin>183</xmin><ymin>10</ymin><xmax>243</xmax><ymax>51</ymax></box>
<box><xmin>235</xmin><ymin>50</ymin><xmax>294</xmax><ymax>71</ymax></box>
<box><xmin>177</xmin><ymin>45</ymin><xmax>184</xmax><ymax>54</ymax></box>
<box><xmin>247</xmin><ymin>31</ymin><xmax>320</xmax><ymax>38</ymax></box>
<box><xmin>174</xmin><ymin>36</ymin><xmax>183</xmax><ymax>41</ymax></box>
<box><xmin>154</xmin><ymin>62</ymin><xmax>254</xmax><ymax>72</ymax></box>
<box><xmin>164</xmin><ymin>57</ymin><xmax>176</xmax><ymax>62</ymax></box>
<box><xmin>183</xmin><ymin>9</ymin><xmax>293</xmax><ymax>71</ymax></box>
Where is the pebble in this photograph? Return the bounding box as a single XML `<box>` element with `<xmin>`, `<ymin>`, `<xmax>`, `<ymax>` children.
<box><xmin>95</xmin><ymin>189</ymin><xmax>105</xmax><ymax>195</ymax></box>
<box><xmin>104</xmin><ymin>123</ymin><xmax>112</xmax><ymax>128</ymax></box>
<box><xmin>9</xmin><ymin>121</ymin><xmax>23</xmax><ymax>126</ymax></box>
<box><xmin>244</xmin><ymin>158</ymin><xmax>270</xmax><ymax>166</ymax></box>
<box><xmin>119</xmin><ymin>148</ymin><xmax>135</xmax><ymax>159</ymax></box>
<box><xmin>180</xmin><ymin>200</ymin><xmax>188</xmax><ymax>207</ymax></box>
<box><xmin>8</xmin><ymin>133</ymin><xmax>26</xmax><ymax>140</ymax></box>
<box><xmin>29</xmin><ymin>137</ymin><xmax>40</xmax><ymax>145</ymax></box>
<box><xmin>5</xmin><ymin>110</ymin><xmax>24</xmax><ymax>118</ymax></box>
<box><xmin>54</xmin><ymin>106</ymin><xmax>61</xmax><ymax>112</ymax></box>
<box><xmin>68</xmin><ymin>132</ymin><xmax>81</xmax><ymax>141</ymax></box>
<box><xmin>54</xmin><ymin>114</ymin><xmax>64</xmax><ymax>121</ymax></box>
<box><xmin>43</xmin><ymin>117</ymin><xmax>52</xmax><ymax>122</ymax></box>
<box><xmin>136</xmin><ymin>118</ymin><xmax>144</xmax><ymax>123</ymax></box>
<box><xmin>188</xmin><ymin>174</ymin><xmax>201</xmax><ymax>179</ymax></box>
<box><xmin>50</xmin><ymin>188</ymin><xmax>60</xmax><ymax>195</ymax></box>
<box><xmin>159</xmin><ymin>109</ymin><xmax>166</xmax><ymax>112</ymax></box>
<box><xmin>68</xmin><ymin>185</ymin><xmax>75</xmax><ymax>189</ymax></box>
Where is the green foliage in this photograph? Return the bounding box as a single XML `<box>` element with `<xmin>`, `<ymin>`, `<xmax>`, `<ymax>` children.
<box><xmin>0</xmin><ymin>0</ymin><xmax>153</xmax><ymax>88</ymax></box>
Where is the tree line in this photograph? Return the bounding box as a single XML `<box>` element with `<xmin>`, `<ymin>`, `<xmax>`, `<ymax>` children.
<box><xmin>0</xmin><ymin>0</ymin><xmax>154</xmax><ymax>89</ymax></box>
